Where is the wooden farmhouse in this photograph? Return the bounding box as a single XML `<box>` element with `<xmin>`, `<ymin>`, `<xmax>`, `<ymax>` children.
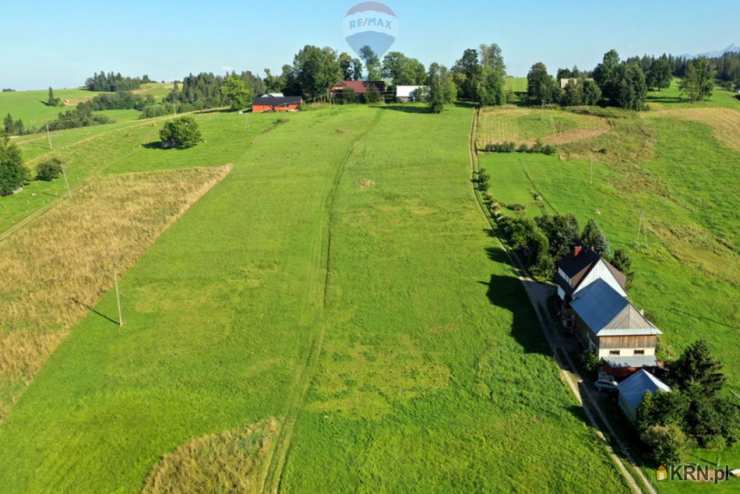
<box><xmin>252</xmin><ymin>96</ymin><xmax>302</xmax><ymax>113</ymax></box>
<box><xmin>556</xmin><ymin>247</ymin><xmax>661</xmax><ymax>378</ymax></box>
<box><xmin>570</xmin><ymin>279</ymin><xmax>662</xmax><ymax>377</ymax></box>
<box><xmin>330</xmin><ymin>80</ymin><xmax>387</xmax><ymax>100</ymax></box>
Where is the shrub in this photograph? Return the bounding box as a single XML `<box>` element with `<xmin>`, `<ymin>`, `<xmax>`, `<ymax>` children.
<box><xmin>610</xmin><ymin>249</ymin><xmax>634</xmax><ymax>286</ymax></box>
<box><xmin>506</xmin><ymin>203</ymin><xmax>526</xmax><ymax>212</ymax></box>
<box><xmin>485</xmin><ymin>141</ymin><xmax>556</xmax><ymax>155</ymax></box>
<box><xmin>581</xmin><ymin>351</ymin><xmax>603</xmax><ymax>377</ymax></box>
<box><xmin>337</xmin><ymin>88</ymin><xmax>358</xmax><ymax>104</ymax></box>
<box><xmin>364</xmin><ymin>87</ymin><xmax>382</xmax><ymax>104</ymax></box>
<box><xmin>498</xmin><ymin>216</ymin><xmax>553</xmax><ymax>277</ymax></box>
<box><xmin>160</xmin><ymin>117</ymin><xmax>203</xmax><ymax>149</ymax></box>
<box><xmin>536</xmin><ymin>214</ymin><xmax>580</xmax><ymax>260</ymax></box>
<box><xmin>476</xmin><ymin>168</ymin><xmax>490</xmax><ymax>192</ymax></box>
<box><xmin>0</xmin><ymin>135</ymin><xmax>29</xmax><ymax>196</ymax></box>
<box><xmin>581</xmin><ymin>219</ymin><xmax>610</xmax><ymax>256</ymax></box>
<box><xmin>36</xmin><ymin>158</ymin><xmax>64</xmax><ymax>181</ymax></box>
<box><xmin>47</xmin><ymin>106</ymin><xmax>112</xmax><ymax>131</ymax></box>
<box><xmin>641</xmin><ymin>424</ymin><xmax>686</xmax><ymax>465</ymax></box>
<box><xmin>140</xmin><ymin>103</ymin><xmax>176</xmax><ymax>119</ymax></box>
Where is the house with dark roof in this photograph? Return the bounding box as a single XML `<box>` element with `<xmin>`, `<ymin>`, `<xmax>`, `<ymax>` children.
<box><xmin>618</xmin><ymin>370</ymin><xmax>671</xmax><ymax>422</ymax></box>
<box><xmin>252</xmin><ymin>96</ymin><xmax>302</xmax><ymax>113</ymax></box>
<box><xmin>330</xmin><ymin>80</ymin><xmax>387</xmax><ymax>100</ymax></box>
<box><xmin>556</xmin><ymin>246</ymin><xmax>626</xmax><ymax>303</ymax></box>
<box><xmin>570</xmin><ymin>279</ymin><xmax>662</xmax><ymax>376</ymax></box>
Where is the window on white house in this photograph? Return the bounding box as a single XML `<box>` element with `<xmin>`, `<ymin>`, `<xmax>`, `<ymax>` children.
<box><xmin>634</xmin><ymin>350</ymin><xmax>645</xmax><ymax>355</ymax></box>
<box><xmin>610</xmin><ymin>350</ymin><xmax>621</xmax><ymax>356</ymax></box>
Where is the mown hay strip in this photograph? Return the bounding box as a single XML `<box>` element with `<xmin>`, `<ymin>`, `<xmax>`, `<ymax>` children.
<box><xmin>142</xmin><ymin>418</ymin><xmax>279</xmax><ymax>494</ymax></box>
<box><xmin>0</xmin><ymin>165</ymin><xmax>231</xmax><ymax>419</ymax></box>
<box><xmin>647</xmin><ymin>108</ymin><xmax>740</xmax><ymax>151</ymax></box>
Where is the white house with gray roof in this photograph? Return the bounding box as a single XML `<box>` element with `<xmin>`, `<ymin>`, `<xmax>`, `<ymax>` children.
<box><xmin>570</xmin><ymin>279</ymin><xmax>662</xmax><ymax>374</ymax></box>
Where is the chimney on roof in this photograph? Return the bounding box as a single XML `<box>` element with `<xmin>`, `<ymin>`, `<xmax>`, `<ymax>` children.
<box><xmin>573</xmin><ymin>245</ymin><xmax>583</xmax><ymax>257</ymax></box>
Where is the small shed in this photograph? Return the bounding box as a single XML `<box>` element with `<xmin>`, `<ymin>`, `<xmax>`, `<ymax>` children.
<box><xmin>252</xmin><ymin>96</ymin><xmax>302</xmax><ymax>113</ymax></box>
<box><xmin>618</xmin><ymin>370</ymin><xmax>671</xmax><ymax>422</ymax></box>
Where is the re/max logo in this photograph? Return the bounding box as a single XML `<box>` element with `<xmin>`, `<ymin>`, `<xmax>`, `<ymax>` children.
<box><xmin>658</xmin><ymin>464</ymin><xmax>734</xmax><ymax>484</ymax></box>
<box><xmin>348</xmin><ymin>18</ymin><xmax>393</xmax><ymax>31</ymax></box>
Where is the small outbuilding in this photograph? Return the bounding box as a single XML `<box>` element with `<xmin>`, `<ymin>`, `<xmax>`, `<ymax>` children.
<box><xmin>252</xmin><ymin>96</ymin><xmax>302</xmax><ymax>113</ymax></box>
<box><xmin>396</xmin><ymin>85</ymin><xmax>428</xmax><ymax>102</ymax></box>
<box><xmin>618</xmin><ymin>369</ymin><xmax>671</xmax><ymax>422</ymax></box>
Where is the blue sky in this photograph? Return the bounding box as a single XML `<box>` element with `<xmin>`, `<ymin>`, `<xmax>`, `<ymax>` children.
<box><xmin>2</xmin><ymin>0</ymin><xmax>738</xmax><ymax>89</ymax></box>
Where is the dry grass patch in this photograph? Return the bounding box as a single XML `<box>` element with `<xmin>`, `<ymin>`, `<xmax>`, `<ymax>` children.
<box><xmin>476</xmin><ymin>107</ymin><xmax>609</xmax><ymax>149</ymax></box>
<box><xmin>560</xmin><ymin>115</ymin><xmax>657</xmax><ymax>165</ymax></box>
<box><xmin>647</xmin><ymin>108</ymin><xmax>740</xmax><ymax>151</ymax></box>
<box><xmin>0</xmin><ymin>165</ymin><xmax>231</xmax><ymax>419</ymax></box>
<box><xmin>307</xmin><ymin>335</ymin><xmax>450</xmax><ymax>421</ymax></box>
<box><xmin>142</xmin><ymin>418</ymin><xmax>279</xmax><ymax>494</ymax></box>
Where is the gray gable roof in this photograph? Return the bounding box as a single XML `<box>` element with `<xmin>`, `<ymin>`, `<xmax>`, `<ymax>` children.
<box><xmin>618</xmin><ymin>370</ymin><xmax>670</xmax><ymax>418</ymax></box>
<box><xmin>556</xmin><ymin>249</ymin><xmax>626</xmax><ymax>298</ymax></box>
<box><xmin>571</xmin><ymin>279</ymin><xmax>661</xmax><ymax>336</ymax></box>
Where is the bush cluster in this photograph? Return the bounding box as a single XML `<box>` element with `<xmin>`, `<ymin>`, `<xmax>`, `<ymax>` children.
<box><xmin>0</xmin><ymin>135</ymin><xmax>29</xmax><ymax>196</ymax></box>
<box><xmin>159</xmin><ymin>117</ymin><xmax>203</xmax><ymax>149</ymax></box>
<box><xmin>36</xmin><ymin>158</ymin><xmax>64</xmax><ymax>181</ymax></box>
<box><xmin>484</xmin><ymin>141</ymin><xmax>556</xmax><ymax>155</ymax></box>
<box><xmin>636</xmin><ymin>341</ymin><xmax>739</xmax><ymax>464</ymax></box>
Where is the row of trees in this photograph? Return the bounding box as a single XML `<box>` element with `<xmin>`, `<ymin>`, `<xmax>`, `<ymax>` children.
<box><xmin>451</xmin><ymin>44</ymin><xmax>507</xmax><ymax>105</ymax></box>
<box><xmin>527</xmin><ymin>51</ymin><xmax>649</xmax><ymax>109</ymax></box>
<box><xmin>638</xmin><ymin>341</ymin><xmax>739</xmax><ymax>464</ymax></box>
<box><xmin>496</xmin><ymin>212</ymin><xmax>630</xmax><ymax>280</ymax></box>
<box><xmin>527</xmin><ymin>49</ymin><xmax>719</xmax><ymax>109</ymax></box>
<box><xmin>4</xmin><ymin>114</ymin><xmax>27</xmax><ymax>136</ymax></box>
<box><xmin>84</xmin><ymin>72</ymin><xmax>151</xmax><ymax>92</ymax></box>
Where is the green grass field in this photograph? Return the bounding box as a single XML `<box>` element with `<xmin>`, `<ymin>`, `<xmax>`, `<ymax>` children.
<box><xmin>647</xmin><ymin>78</ymin><xmax>740</xmax><ymax>110</ymax></box>
<box><xmin>481</xmin><ymin>106</ymin><xmax>740</xmax><ymax>492</ymax></box>
<box><xmin>505</xmin><ymin>76</ymin><xmax>528</xmax><ymax>92</ymax></box>
<box><xmin>0</xmin><ymin>83</ymin><xmax>172</xmax><ymax>130</ymax></box>
<box><xmin>0</xmin><ymin>88</ymin><xmax>99</xmax><ymax>128</ymax></box>
<box><xmin>132</xmin><ymin>82</ymin><xmax>175</xmax><ymax>99</ymax></box>
<box><xmin>0</xmin><ymin>105</ymin><xmax>629</xmax><ymax>492</ymax></box>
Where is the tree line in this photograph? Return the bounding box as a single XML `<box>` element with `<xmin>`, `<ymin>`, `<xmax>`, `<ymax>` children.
<box><xmin>84</xmin><ymin>72</ymin><xmax>151</xmax><ymax>91</ymax></box>
<box><xmin>527</xmin><ymin>49</ymin><xmax>739</xmax><ymax>110</ymax></box>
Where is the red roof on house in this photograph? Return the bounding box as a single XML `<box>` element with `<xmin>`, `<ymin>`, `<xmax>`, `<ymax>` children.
<box><xmin>331</xmin><ymin>80</ymin><xmax>386</xmax><ymax>95</ymax></box>
<box><xmin>332</xmin><ymin>80</ymin><xmax>370</xmax><ymax>94</ymax></box>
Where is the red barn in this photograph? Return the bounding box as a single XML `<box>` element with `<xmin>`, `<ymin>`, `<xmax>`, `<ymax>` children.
<box><xmin>252</xmin><ymin>96</ymin><xmax>302</xmax><ymax>113</ymax></box>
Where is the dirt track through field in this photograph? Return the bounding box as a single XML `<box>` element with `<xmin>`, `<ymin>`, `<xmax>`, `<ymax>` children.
<box><xmin>261</xmin><ymin>109</ymin><xmax>384</xmax><ymax>494</ymax></box>
<box><xmin>468</xmin><ymin>107</ymin><xmax>654</xmax><ymax>494</ymax></box>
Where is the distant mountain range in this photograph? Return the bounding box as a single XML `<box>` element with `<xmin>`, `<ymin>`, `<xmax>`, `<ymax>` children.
<box><xmin>680</xmin><ymin>44</ymin><xmax>740</xmax><ymax>59</ymax></box>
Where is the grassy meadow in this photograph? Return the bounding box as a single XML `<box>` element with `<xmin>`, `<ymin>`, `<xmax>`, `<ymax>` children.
<box><xmin>477</xmin><ymin>106</ymin><xmax>609</xmax><ymax>148</ymax></box>
<box><xmin>479</xmin><ymin>104</ymin><xmax>740</xmax><ymax>492</ymax></box>
<box><xmin>0</xmin><ymin>83</ymin><xmax>173</xmax><ymax>130</ymax></box>
<box><xmin>647</xmin><ymin>78</ymin><xmax>740</xmax><ymax>110</ymax></box>
<box><xmin>0</xmin><ymin>105</ymin><xmax>629</xmax><ymax>492</ymax></box>
<box><xmin>0</xmin><ymin>88</ymin><xmax>98</xmax><ymax>127</ymax></box>
<box><xmin>0</xmin><ymin>166</ymin><xmax>230</xmax><ymax>420</ymax></box>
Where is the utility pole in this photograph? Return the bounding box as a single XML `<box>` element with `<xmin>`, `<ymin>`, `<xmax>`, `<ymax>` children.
<box><xmin>113</xmin><ymin>271</ymin><xmax>124</xmax><ymax>327</ymax></box>
<box><xmin>590</xmin><ymin>158</ymin><xmax>594</xmax><ymax>185</ymax></box>
<box><xmin>61</xmin><ymin>163</ymin><xmax>72</xmax><ymax>198</ymax></box>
